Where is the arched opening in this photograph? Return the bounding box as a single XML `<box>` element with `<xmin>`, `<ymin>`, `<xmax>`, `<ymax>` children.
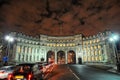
<box><xmin>47</xmin><ymin>51</ymin><xmax>55</xmax><ymax>63</ymax></box>
<box><xmin>67</xmin><ymin>50</ymin><xmax>76</xmax><ymax>64</ymax></box>
<box><xmin>57</xmin><ymin>51</ymin><xmax>65</xmax><ymax>64</ymax></box>
<box><xmin>78</xmin><ymin>57</ymin><xmax>82</xmax><ymax>64</ymax></box>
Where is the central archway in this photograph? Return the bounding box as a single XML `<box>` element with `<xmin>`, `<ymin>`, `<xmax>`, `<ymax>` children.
<box><xmin>57</xmin><ymin>51</ymin><xmax>65</xmax><ymax>64</ymax></box>
<box><xmin>47</xmin><ymin>51</ymin><xmax>55</xmax><ymax>63</ymax></box>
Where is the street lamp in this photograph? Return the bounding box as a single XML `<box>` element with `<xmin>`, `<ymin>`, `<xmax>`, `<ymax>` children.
<box><xmin>109</xmin><ymin>33</ymin><xmax>119</xmax><ymax>42</ymax></box>
<box><xmin>108</xmin><ymin>33</ymin><xmax>120</xmax><ymax>72</ymax></box>
<box><xmin>5</xmin><ymin>35</ymin><xmax>14</xmax><ymax>43</ymax></box>
<box><xmin>4</xmin><ymin>35</ymin><xmax>14</xmax><ymax>62</ymax></box>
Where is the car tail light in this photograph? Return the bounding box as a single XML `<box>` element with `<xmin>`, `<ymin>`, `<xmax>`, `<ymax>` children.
<box><xmin>8</xmin><ymin>74</ymin><xmax>12</xmax><ymax>80</ymax></box>
<box><xmin>28</xmin><ymin>74</ymin><xmax>32</xmax><ymax>80</ymax></box>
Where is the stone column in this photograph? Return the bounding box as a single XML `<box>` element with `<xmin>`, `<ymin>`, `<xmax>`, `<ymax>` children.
<box><xmin>55</xmin><ymin>50</ymin><xmax>57</xmax><ymax>64</ymax></box>
<box><xmin>76</xmin><ymin>47</ymin><xmax>79</xmax><ymax>64</ymax></box>
<box><xmin>24</xmin><ymin>46</ymin><xmax>27</xmax><ymax>62</ymax></box>
<box><xmin>65</xmin><ymin>51</ymin><xmax>68</xmax><ymax>64</ymax></box>
<box><xmin>21</xmin><ymin>46</ymin><xmax>23</xmax><ymax>53</ymax></box>
<box><xmin>103</xmin><ymin>44</ymin><xmax>108</xmax><ymax>63</ymax></box>
<box><xmin>34</xmin><ymin>48</ymin><xmax>37</xmax><ymax>62</ymax></box>
<box><xmin>24</xmin><ymin>54</ymin><xmax>26</xmax><ymax>62</ymax></box>
<box><xmin>44</xmin><ymin>48</ymin><xmax>47</xmax><ymax>62</ymax></box>
<box><xmin>20</xmin><ymin>54</ymin><xmax>22</xmax><ymax>62</ymax></box>
<box><xmin>14</xmin><ymin>45</ymin><xmax>18</xmax><ymax>62</ymax></box>
<box><xmin>15</xmin><ymin>53</ymin><xmax>18</xmax><ymax>62</ymax></box>
<box><xmin>31</xmin><ymin>47</ymin><xmax>34</xmax><ymax>62</ymax></box>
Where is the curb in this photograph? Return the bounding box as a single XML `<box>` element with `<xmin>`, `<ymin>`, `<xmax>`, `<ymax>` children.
<box><xmin>87</xmin><ymin>65</ymin><xmax>120</xmax><ymax>75</ymax></box>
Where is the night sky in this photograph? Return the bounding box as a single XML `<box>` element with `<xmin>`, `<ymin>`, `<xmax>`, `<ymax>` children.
<box><xmin>0</xmin><ymin>0</ymin><xmax>120</xmax><ymax>36</ymax></box>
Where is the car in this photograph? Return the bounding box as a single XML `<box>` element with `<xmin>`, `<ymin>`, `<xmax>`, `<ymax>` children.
<box><xmin>8</xmin><ymin>63</ymin><xmax>43</xmax><ymax>80</ymax></box>
<box><xmin>42</xmin><ymin>62</ymin><xmax>54</xmax><ymax>73</ymax></box>
<box><xmin>0</xmin><ymin>66</ymin><xmax>15</xmax><ymax>79</ymax></box>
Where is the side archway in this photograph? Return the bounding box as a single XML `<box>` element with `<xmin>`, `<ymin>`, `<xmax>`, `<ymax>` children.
<box><xmin>57</xmin><ymin>51</ymin><xmax>65</xmax><ymax>64</ymax></box>
<box><xmin>67</xmin><ymin>50</ymin><xmax>76</xmax><ymax>64</ymax></box>
<box><xmin>46</xmin><ymin>51</ymin><xmax>55</xmax><ymax>63</ymax></box>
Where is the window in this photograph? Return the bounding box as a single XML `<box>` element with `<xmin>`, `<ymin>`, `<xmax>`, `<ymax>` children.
<box><xmin>37</xmin><ymin>49</ymin><xmax>39</xmax><ymax>53</ymax></box>
<box><xmin>26</xmin><ymin>55</ymin><xmax>28</xmax><ymax>61</ymax></box>
<box><xmin>22</xmin><ymin>55</ymin><xmax>24</xmax><ymax>61</ymax></box>
<box><xmin>23</xmin><ymin>46</ymin><xmax>25</xmax><ymax>53</ymax></box>
<box><xmin>17</xmin><ymin>46</ymin><xmax>21</xmax><ymax>53</ymax></box>
<box><xmin>30</xmin><ymin>55</ymin><xmax>32</xmax><ymax>61</ymax></box>
<box><xmin>98</xmin><ymin>45</ymin><xmax>101</xmax><ymax>49</ymax></box>
<box><xmin>29</xmin><ymin>47</ymin><xmax>32</xmax><ymax>53</ymax></box>
<box><xmin>37</xmin><ymin>56</ymin><xmax>39</xmax><ymax>61</ymax></box>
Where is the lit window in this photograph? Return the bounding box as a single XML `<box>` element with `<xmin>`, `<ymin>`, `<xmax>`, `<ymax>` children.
<box><xmin>66</xmin><ymin>44</ymin><xmax>69</xmax><ymax>46</ymax></box>
<box><xmin>29</xmin><ymin>47</ymin><xmax>32</xmax><ymax>53</ymax></box>
<box><xmin>92</xmin><ymin>57</ymin><xmax>94</xmax><ymax>61</ymax></box>
<box><xmin>70</xmin><ymin>44</ymin><xmax>73</xmax><ymax>46</ymax></box>
<box><xmin>63</xmin><ymin>44</ymin><xmax>65</xmax><ymax>46</ymax></box>
<box><xmin>53</xmin><ymin>44</ymin><xmax>55</xmax><ymax>46</ymax></box>
<box><xmin>95</xmin><ymin>57</ymin><xmax>98</xmax><ymax>61</ymax></box>
<box><xmin>84</xmin><ymin>56</ymin><xmax>87</xmax><ymax>61</ymax></box>
<box><xmin>99</xmin><ymin>50</ymin><xmax>101</xmax><ymax>55</ymax></box>
<box><xmin>98</xmin><ymin>45</ymin><xmax>101</xmax><ymax>49</ymax></box>
<box><xmin>73</xmin><ymin>44</ymin><xmax>75</xmax><ymax>46</ymax></box>
<box><xmin>47</xmin><ymin>44</ymin><xmax>49</xmax><ymax>46</ymax></box>
<box><xmin>97</xmin><ymin>38</ymin><xmax>100</xmax><ymax>42</ymax></box>
<box><xmin>91</xmin><ymin>47</ymin><xmax>93</xmax><ymax>50</ymax></box>
<box><xmin>60</xmin><ymin>44</ymin><xmax>62</xmax><ymax>47</ymax></box>
<box><xmin>57</xmin><ymin>44</ymin><xmax>59</xmax><ymax>46</ymax></box>
<box><xmin>94</xmin><ymin>46</ymin><xmax>97</xmax><ymax>49</ymax></box>
<box><xmin>95</xmin><ymin>51</ymin><xmax>97</xmax><ymax>55</ymax></box>
<box><xmin>90</xmin><ymin>40</ymin><xmax>92</xmax><ymax>44</ymax></box>
<box><xmin>17</xmin><ymin>46</ymin><xmax>21</xmax><ymax>53</ymax></box>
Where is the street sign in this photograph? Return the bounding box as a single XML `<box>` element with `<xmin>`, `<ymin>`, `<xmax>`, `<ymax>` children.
<box><xmin>3</xmin><ymin>56</ymin><xmax>8</xmax><ymax>62</ymax></box>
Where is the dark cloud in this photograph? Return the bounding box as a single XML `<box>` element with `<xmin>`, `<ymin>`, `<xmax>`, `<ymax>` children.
<box><xmin>0</xmin><ymin>0</ymin><xmax>120</xmax><ymax>36</ymax></box>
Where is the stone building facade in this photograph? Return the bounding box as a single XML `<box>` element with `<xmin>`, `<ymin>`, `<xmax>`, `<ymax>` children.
<box><xmin>5</xmin><ymin>31</ymin><xmax>118</xmax><ymax>64</ymax></box>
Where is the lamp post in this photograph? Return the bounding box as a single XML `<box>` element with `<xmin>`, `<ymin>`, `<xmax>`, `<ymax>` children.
<box><xmin>4</xmin><ymin>35</ymin><xmax>14</xmax><ymax>63</ymax></box>
<box><xmin>108</xmin><ymin>33</ymin><xmax>120</xmax><ymax>72</ymax></box>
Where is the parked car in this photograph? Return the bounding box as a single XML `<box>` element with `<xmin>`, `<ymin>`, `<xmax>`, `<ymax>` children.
<box><xmin>8</xmin><ymin>63</ymin><xmax>43</xmax><ymax>80</ymax></box>
<box><xmin>0</xmin><ymin>66</ymin><xmax>15</xmax><ymax>79</ymax></box>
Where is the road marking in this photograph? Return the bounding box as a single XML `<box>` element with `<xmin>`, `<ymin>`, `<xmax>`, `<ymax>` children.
<box><xmin>68</xmin><ymin>66</ymin><xmax>80</xmax><ymax>80</ymax></box>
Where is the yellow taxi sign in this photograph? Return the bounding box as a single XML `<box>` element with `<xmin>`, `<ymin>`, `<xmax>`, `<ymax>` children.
<box><xmin>15</xmin><ymin>76</ymin><xmax>24</xmax><ymax>79</ymax></box>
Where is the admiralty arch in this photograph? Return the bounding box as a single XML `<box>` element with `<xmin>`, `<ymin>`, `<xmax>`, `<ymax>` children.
<box><xmin>4</xmin><ymin>30</ymin><xmax>116</xmax><ymax>64</ymax></box>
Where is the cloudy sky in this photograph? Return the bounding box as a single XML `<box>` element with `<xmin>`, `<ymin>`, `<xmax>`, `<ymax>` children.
<box><xmin>0</xmin><ymin>0</ymin><xmax>120</xmax><ymax>36</ymax></box>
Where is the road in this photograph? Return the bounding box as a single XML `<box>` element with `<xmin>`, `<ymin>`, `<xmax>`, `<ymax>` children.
<box><xmin>69</xmin><ymin>64</ymin><xmax>120</xmax><ymax>80</ymax></box>
<box><xmin>44</xmin><ymin>64</ymin><xmax>79</xmax><ymax>80</ymax></box>
<box><xmin>45</xmin><ymin>64</ymin><xmax>120</xmax><ymax>80</ymax></box>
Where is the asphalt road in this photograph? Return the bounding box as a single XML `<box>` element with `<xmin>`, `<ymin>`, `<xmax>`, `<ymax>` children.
<box><xmin>69</xmin><ymin>64</ymin><xmax>120</xmax><ymax>80</ymax></box>
<box><xmin>45</xmin><ymin>64</ymin><xmax>79</xmax><ymax>80</ymax></box>
<box><xmin>44</xmin><ymin>64</ymin><xmax>120</xmax><ymax>80</ymax></box>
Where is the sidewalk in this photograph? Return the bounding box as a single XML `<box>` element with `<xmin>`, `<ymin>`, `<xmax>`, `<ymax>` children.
<box><xmin>107</xmin><ymin>66</ymin><xmax>120</xmax><ymax>74</ymax></box>
<box><xmin>86</xmin><ymin>64</ymin><xmax>120</xmax><ymax>74</ymax></box>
